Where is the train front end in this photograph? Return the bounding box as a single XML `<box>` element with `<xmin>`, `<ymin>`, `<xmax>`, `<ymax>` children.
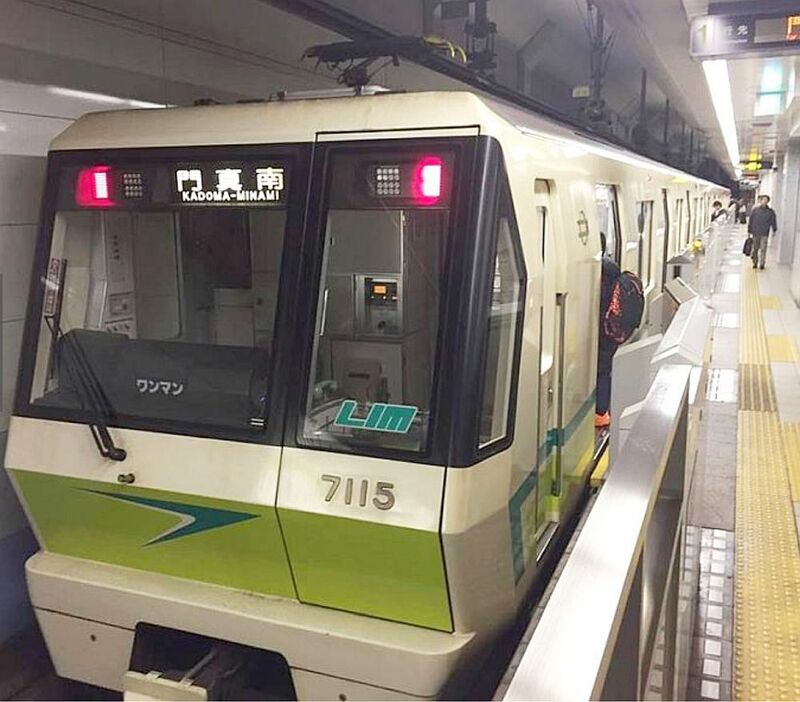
<box><xmin>3</xmin><ymin>97</ymin><xmax>546</xmax><ymax>700</ymax></box>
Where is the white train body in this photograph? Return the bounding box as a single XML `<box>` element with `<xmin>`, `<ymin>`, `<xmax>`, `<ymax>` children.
<box><xmin>4</xmin><ymin>90</ymin><xmax>726</xmax><ymax>699</ymax></box>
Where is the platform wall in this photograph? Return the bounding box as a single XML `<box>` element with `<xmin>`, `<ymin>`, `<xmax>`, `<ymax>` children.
<box><xmin>0</xmin><ymin>153</ymin><xmax>47</xmax><ymax>644</ymax></box>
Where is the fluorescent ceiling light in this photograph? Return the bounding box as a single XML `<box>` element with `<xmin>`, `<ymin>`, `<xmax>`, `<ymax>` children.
<box><xmin>127</xmin><ymin>99</ymin><xmax>168</xmax><ymax>109</ymax></box>
<box><xmin>47</xmin><ymin>86</ymin><xmax>125</xmax><ymax>104</ymax></box>
<box><xmin>46</xmin><ymin>86</ymin><xmax>167</xmax><ymax>109</ymax></box>
<box><xmin>754</xmin><ymin>92</ymin><xmax>782</xmax><ymax>117</ymax></box>
<box><xmin>760</xmin><ymin>61</ymin><xmax>783</xmax><ymax>92</ymax></box>
<box><xmin>702</xmin><ymin>59</ymin><xmax>740</xmax><ymax>169</ymax></box>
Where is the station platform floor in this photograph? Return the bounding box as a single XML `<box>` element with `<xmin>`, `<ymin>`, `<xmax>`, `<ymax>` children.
<box><xmin>686</xmin><ymin>223</ymin><xmax>800</xmax><ymax>701</ymax></box>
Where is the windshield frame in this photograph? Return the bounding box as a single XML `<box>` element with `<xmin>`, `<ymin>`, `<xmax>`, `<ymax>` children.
<box><xmin>283</xmin><ymin>135</ymin><xmax>485</xmax><ymax>466</ymax></box>
<box><xmin>14</xmin><ymin>143</ymin><xmax>312</xmax><ymax>445</ymax></box>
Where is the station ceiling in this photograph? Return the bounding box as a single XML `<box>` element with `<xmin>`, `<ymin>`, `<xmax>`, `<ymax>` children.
<box><xmin>3</xmin><ymin>0</ymin><xmax>797</xmax><ymax>182</ymax></box>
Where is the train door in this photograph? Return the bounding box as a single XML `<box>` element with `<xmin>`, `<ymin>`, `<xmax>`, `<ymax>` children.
<box><xmin>533</xmin><ymin>179</ymin><xmax>561</xmax><ymax>550</ymax></box>
<box><xmin>276</xmin><ymin>137</ymin><xmax>475</xmax><ymax>633</ymax></box>
<box><xmin>637</xmin><ymin>200</ymin><xmax>654</xmax><ymax>288</ymax></box>
<box><xmin>661</xmin><ymin>189</ymin><xmax>671</xmax><ymax>289</ymax></box>
<box><xmin>595</xmin><ymin>184</ymin><xmax>621</xmax><ymax>265</ymax></box>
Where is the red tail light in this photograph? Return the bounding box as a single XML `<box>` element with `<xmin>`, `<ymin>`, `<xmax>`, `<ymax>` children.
<box><xmin>76</xmin><ymin>166</ymin><xmax>114</xmax><ymax>207</ymax></box>
<box><xmin>413</xmin><ymin>157</ymin><xmax>443</xmax><ymax>204</ymax></box>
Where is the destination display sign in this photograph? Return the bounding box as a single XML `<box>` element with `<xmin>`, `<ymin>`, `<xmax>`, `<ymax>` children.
<box><xmin>173</xmin><ymin>162</ymin><xmax>289</xmax><ymax>206</ymax></box>
<box><xmin>691</xmin><ymin>11</ymin><xmax>800</xmax><ymax>58</ymax></box>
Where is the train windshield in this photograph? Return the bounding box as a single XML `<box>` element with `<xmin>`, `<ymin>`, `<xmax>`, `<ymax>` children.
<box><xmin>27</xmin><ymin>153</ymin><xmax>292</xmax><ymax>436</ymax></box>
<box><xmin>299</xmin><ymin>147</ymin><xmax>455</xmax><ymax>454</ymax></box>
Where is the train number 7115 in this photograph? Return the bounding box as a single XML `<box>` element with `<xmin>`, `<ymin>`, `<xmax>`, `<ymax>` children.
<box><xmin>321</xmin><ymin>474</ymin><xmax>395</xmax><ymax>511</ymax></box>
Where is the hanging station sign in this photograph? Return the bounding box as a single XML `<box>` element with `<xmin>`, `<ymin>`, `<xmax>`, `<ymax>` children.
<box><xmin>691</xmin><ymin>11</ymin><xmax>800</xmax><ymax>58</ymax></box>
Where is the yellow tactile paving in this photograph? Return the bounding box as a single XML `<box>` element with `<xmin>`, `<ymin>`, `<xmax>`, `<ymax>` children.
<box><xmin>734</xmin><ymin>412</ymin><xmax>800</xmax><ymax>700</ymax></box>
<box><xmin>782</xmin><ymin>423</ymin><xmax>800</xmax><ymax>502</ymax></box>
<box><xmin>767</xmin><ymin>335</ymin><xmax>800</xmax><ymax>363</ymax></box>
<box><xmin>734</xmin><ymin>266</ymin><xmax>800</xmax><ymax>700</ymax></box>
<box><xmin>740</xmin><ymin>278</ymin><xmax>770</xmax><ymax>365</ymax></box>
<box><xmin>760</xmin><ymin>295</ymin><xmax>782</xmax><ymax>310</ymax></box>
<box><xmin>738</xmin><ymin>363</ymin><xmax>776</xmax><ymax>412</ymax></box>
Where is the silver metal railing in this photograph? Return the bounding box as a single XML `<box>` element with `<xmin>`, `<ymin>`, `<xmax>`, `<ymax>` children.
<box><xmin>503</xmin><ymin>364</ymin><xmax>691</xmax><ymax>701</ymax></box>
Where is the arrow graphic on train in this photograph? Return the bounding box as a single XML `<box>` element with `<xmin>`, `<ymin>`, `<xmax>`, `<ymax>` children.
<box><xmin>81</xmin><ymin>489</ymin><xmax>259</xmax><ymax>545</ymax></box>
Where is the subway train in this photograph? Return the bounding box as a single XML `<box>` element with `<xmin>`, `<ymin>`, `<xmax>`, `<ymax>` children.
<box><xmin>4</xmin><ymin>89</ymin><xmax>727</xmax><ymax>700</ymax></box>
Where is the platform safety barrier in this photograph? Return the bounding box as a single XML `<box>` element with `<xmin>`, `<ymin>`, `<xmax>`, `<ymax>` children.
<box><xmin>502</xmin><ymin>364</ymin><xmax>691</xmax><ymax>701</ymax></box>
<box><xmin>696</xmin><ymin>217</ymin><xmax>727</xmax><ymax>299</ymax></box>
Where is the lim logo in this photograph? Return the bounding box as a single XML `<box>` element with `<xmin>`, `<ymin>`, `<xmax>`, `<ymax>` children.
<box><xmin>334</xmin><ymin>400</ymin><xmax>418</xmax><ymax>434</ymax></box>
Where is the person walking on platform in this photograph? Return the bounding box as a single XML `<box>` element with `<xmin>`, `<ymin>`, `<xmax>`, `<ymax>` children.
<box><xmin>711</xmin><ymin>200</ymin><xmax>726</xmax><ymax>222</ymax></box>
<box><xmin>748</xmin><ymin>195</ymin><xmax>778</xmax><ymax>270</ymax></box>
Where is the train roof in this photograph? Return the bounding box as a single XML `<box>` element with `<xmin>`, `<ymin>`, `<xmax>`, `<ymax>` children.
<box><xmin>50</xmin><ymin>90</ymin><xmax>722</xmax><ymax>189</ymax></box>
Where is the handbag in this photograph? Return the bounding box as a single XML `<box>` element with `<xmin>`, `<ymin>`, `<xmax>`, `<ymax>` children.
<box><xmin>743</xmin><ymin>237</ymin><xmax>753</xmax><ymax>256</ymax></box>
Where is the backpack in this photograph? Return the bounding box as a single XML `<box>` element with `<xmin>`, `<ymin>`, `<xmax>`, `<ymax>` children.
<box><xmin>604</xmin><ymin>270</ymin><xmax>644</xmax><ymax>345</ymax></box>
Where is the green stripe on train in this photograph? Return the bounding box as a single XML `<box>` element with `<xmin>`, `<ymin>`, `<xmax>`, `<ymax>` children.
<box><xmin>279</xmin><ymin>509</ymin><xmax>452</xmax><ymax>632</ymax></box>
<box><xmin>12</xmin><ymin>470</ymin><xmax>452</xmax><ymax>631</ymax></box>
<box><xmin>12</xmin><ymin>470</ymin><xmax>296</xmax><ymax>597</ymax></box>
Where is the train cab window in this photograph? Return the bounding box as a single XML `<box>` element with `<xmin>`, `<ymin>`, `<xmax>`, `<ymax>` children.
<box><xmin>299</xmin><ymin>148</ymin><xmax>455</xmax><ymax>454</ymax></box>
<box><xmin>478</xmin><ymin>186</ymin><xmax>524</xmax><ymax>447</ymax></box>
<box><xmin>595</xmin><ymin>184</ymin><xmax>621</xmax><ymax>264</ymax></box>
<box><xmin>26</xmin><ymin>155</ymin><xmax>290</xmax><ymax>438</ymax></box>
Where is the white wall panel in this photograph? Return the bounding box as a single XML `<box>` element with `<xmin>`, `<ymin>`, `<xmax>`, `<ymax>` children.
<box><xmin>0</xmin><ymin>155</ymin><xmax>46</xmax><ymax>223</ymax></box>
<box><xmin>0</xmin><ymin>225</ymin><xmax>37</xmax><ymax>322</ymax></box>
<box><xmin>0</xmin><ymin>78</ymin><xmax>91</xmax><ymax>119</ymax></box>
<box><xmin>1</xmin><ymin>319</ymin><xmax>24</xmax><ymax>432</ymax></box>
<box><xmin>0</xmin><ymin>114</ymin><xmax>70</xmax><ymax>158</ymax></box>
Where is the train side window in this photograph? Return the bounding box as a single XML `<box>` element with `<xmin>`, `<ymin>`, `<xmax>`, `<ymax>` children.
<box><xmin>539</xmin><ymin>206</ymin><xmax>547</xmax><ymax>261</ymax></box>
<box><xmin>478</xmin><ymin>185</ymin><xmax>524</xmax><ymax>448</ymax></box>
<box><xmin>595</xmin><ymin>184</ymin><xmax>621</xmax><ymax>264</ymax></box>
<box><xmin>637</xmin><ymin>201</ymin><xmax>654</xmax><ymax>285</ymax></box>
<box><xmin>673</xmin><ymin>198</ymin><xmax>684</xmax><ymax>250</ymax></box>
<box><xmin>685</xmin><ymin>192</ymin><xmax>692</xmax><ymax>245</ymax></box>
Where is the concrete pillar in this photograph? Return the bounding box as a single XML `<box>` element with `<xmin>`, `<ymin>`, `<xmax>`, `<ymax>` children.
<box><xmin>779</xmin><ymin>139</ymin><xmax>800</xmax><ymax>268</ymax></box>
<box><xmin>772</xmin><ymin>155</ymin><xmax>784</xmax><ymax>231</ymax></box>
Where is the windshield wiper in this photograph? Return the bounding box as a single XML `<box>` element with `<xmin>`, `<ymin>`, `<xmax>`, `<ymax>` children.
<box><xmin>61</xmin><ymin>332</ymin><xmax>127</xmax><ymax>462</ymax></box>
